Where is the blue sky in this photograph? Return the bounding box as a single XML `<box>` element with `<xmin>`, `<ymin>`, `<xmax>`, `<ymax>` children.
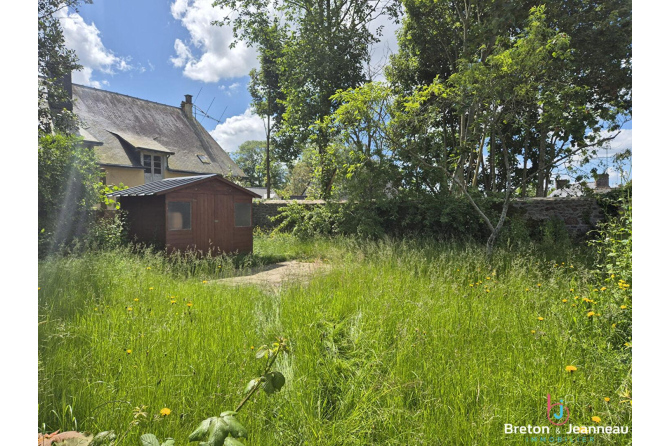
<box><xmin>57</xmin><ymin>0</ymin><xmax>631</xmax><ymax>185</ymax></box>
<box><xmin>59</xmin><ymin>0</ymin><xmax>399</xmax><ymax>154</ymax></box>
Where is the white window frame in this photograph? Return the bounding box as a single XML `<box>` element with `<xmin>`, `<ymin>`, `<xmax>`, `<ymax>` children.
<box><xmin>143</xmin><ymin>153</ymin><xmax>164</xmax><ymax>183</ymax></box>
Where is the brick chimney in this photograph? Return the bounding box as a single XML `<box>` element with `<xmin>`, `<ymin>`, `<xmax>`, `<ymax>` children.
<box><xmin>181</xmin><ymin>94</ymin><xmax>193</xmax><ymax>118</ymax></box>
<box><xmin>595</xmin><ymin>173</ymin><xmax>610</xmax><ymax>189</ymax></box>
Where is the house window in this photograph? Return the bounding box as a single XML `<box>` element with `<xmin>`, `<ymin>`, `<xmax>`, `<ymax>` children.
<box><xmin>234</xmin><ymin>202</ymin><xmax>251</xmax><ymax>227</ymax></box>
<box><xmin>168</xmin><ymin>201</ymin><xmax>191</xmax><ymax>230</ymax></box>
<box><xmin>143</xmin><ymin>154</ymin><xmax>164</xmax><ymax>183</ymax></box>
<box><xmin>197</xmin><ymin>154</ymin><xmax>211</xmax><ymax>164</ymax></box>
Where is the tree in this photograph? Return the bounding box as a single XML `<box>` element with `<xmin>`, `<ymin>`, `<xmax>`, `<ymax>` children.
<box><xmin>248</xmin><ymin>20</ymin><xmax>286</xmax><ymax>199</ymax></box>
<box><xmin>231</xmin><ymin>141</ymin><xmax>288</xmax><ymax>190</ymax></box>
<box><xmin>213</xmin><ymin>0</ymin><xmax>390</xmax><ymax>197</ymax></box>
<box><xmin>38</xmin><ymin>1</ymin><xmax>104</xmax><ymax>256</ymax></box>
<box><xmin>38</xmin><ymin>0</ymin><xmax>91</xmax><ymax>134</ymax></box>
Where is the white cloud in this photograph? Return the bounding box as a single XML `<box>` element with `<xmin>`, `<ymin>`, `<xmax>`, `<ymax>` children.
<box><xmin>170</xmin><ymin>0</ymin><xmax>258</xmax><ymax>82</ymax></box>
<box><xmin>209</xmin><ymin>108</ymin><xmax>266</xmax><ymax>152</ymax></box>
<box><xmin>57</xmin><ymin>9</ymin><xmax>131</xmax><ymax>87</ymax></box>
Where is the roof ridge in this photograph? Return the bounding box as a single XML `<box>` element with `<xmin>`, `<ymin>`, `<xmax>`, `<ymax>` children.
<box><xmin>73</xmin><ymin>83</ymin><xmax>182</xmax><ymax>111</ymax></box>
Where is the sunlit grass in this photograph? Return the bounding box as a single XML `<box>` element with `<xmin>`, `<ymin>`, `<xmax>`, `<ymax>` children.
<box><xmin>38</xmin><ymin>235</ymin><xmax>631</xmax><ymax>444</ymax></box>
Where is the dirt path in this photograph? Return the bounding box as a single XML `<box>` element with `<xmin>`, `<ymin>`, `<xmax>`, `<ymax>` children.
<box><xmin>212</xmin><ymin>260</ymin><xmax>331</xmax><ymax>289</ymax></box>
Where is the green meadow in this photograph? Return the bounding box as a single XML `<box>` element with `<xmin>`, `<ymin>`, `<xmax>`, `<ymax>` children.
<box><xmin>38</xmin><ymin>234</ymin><xmax>632</xmax><ymax>445</ymax></box>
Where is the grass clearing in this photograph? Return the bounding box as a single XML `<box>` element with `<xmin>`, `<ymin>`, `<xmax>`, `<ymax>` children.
<box><xmin>38</xmin><ymin>235</ymin><xmax>632</xmax><ymax>444</ymax></box>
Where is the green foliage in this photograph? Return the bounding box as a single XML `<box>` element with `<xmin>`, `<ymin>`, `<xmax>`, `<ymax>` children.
<box><xmin>39</xmin><ymin>0</ymin><xmax>91</xmax><ymax>133</ymax></box>
<box><xmin>84</xmin><ymin>211</ymin><xmax>129</xmax><ymax>251</ymax></box>
<box><xmin>98</xmin><ymin>182</ymin><xmax>127</xmax><ymax>210</ymax></box>
<box><xmin>231</xmin><ymin>140</ymin><xmax>288</xmax><ymax>189</ymax></box>
<box><xmin>38</xmin><ymin>133</ymin><xmax>101</xmax><ymax>257</ymax></box>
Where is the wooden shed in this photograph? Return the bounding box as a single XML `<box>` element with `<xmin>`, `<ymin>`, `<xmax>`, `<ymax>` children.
<box><xmin>108</xmin><ymin>174</ymin><xmax>261</xmax><ymax>254</ymax></box>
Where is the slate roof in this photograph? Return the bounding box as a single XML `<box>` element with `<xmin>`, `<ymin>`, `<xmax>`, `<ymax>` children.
<box><xmin>107</xmin><ymin>174</ymin><xmax>261</xmax><ymax>198</ymax></box>
<box><xmin>73</xmin><ymin>84</ymin><xmax>244</xmax><ymax>177</ymax></box>
<box><xmin>245</xmin><ymin>187</ymin><xmax>278</xmax><ymax>199</ymax></box>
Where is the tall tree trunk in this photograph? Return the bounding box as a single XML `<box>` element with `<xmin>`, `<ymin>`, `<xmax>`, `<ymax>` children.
<box><xmin>489</xmin><ymin>128</ymin><xmax>496</xmax><ymax>192</ymax></box>
<box><xmin>266</xmin><ymin>114</ymin><xmax>271</xmax><ymax>199</ymax></box>
<box><xmin>521</xmin><ymin>130</ymin><xmax>529</xmax><ymax>198</ymax></box>
<box><xmin>536</xmin><ymin>126</ymin><xmax>546</xmax><ymax>197</ymax></box>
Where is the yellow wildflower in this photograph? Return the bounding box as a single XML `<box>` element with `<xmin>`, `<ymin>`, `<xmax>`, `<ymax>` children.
<box><xmin>134</xmin><ymin>298</ymin><xmax>139</xmax><ymax>302</ymax></box>
<box><xmin>202</xmin><ymin>280</ymin><xmax>208</xmax><ymax>284</ymax></box>
<box><xmin>187</xmin><ymin>302</ymin><xmax>193</xmax><ymax>308</ymax></box>
<box><xmin>537</xmin><ymin>316</ymin><xmax>544</xmax><ymax>321</ymax></box>
<box><xmin>531</xmin><ymin>330</ymin><xmax>536</xmax><ymax>334</ymax></box>
<box><xmin>562</xmin><ymin>299</ymin><xmax>567</xmax><ymax>303</ymax></box>
<box><xmin>146</xmin><ymin>267</ymin><xmax>151</xmax><ymax>270</ymax></box>
<box><xmin>149</xmin><ymin>287</ymin><xmax>154</xmax><ymax>291</ymax></box>
<box><xmin>160</xmin><ymin>408</ymin><xmax>171</xmax><ymax>417</ymax></box>
<box><xmin>127</xmin><ymin>307</ymin><xmax>133</xmax><ymax>312</ymax></box>
<box><xmin>587</xmin><ymin>311</ymin><xmax>595</xmax><ymax>317</ymax></box>
<box><xmin>620</xmin><ymin>305</ymin><xmax>627</xmax><ymax>309</ymax></box>
<box><xmin>126</xmin><ymin>349</ymin><xmax>132</xmax><ymax>354</ymax></box>
<box><xmin>600</xmin><ymin>287</ymin><xmax>607</xmax><ymax>291</ymax></box>
<box><xmin>591</xmin><ymin>416</ymin><xmax>601</xmax><ymax>423</ymax></box>
<box><xmin>612</xmin><ymin>323</ymin><xmax>617</xmax><ymax>328</ymax></box>
<box><xmin>565</xmin><ymin>365</ymin><xmax>577</xmax><ymax>372</ymax></box>
<box><xmin>604</xmin><ymin>397</ymin><xmax>610</xmax><ymax>402</ymax></box>
<box><xmin>537</xmin><ymin>283</ymin><xmax>542</xmax><ymax>287</ymax></box>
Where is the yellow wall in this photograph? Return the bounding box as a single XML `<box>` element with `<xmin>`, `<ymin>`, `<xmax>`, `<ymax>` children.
<box><xmin>103</xmin><ymin>166</ymin><xmax>144</xmax><ymax>188</ymax></box>
<box><xmin>165</xmin><ymin>170</ymin><xmax>194</xmax><ymax>179</ymax></box>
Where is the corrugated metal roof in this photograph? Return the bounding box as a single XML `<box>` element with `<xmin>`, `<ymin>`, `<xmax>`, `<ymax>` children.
<box><xmin>107</xmin><ymin>175</ymin><xmax>217</xmax><ymax>197</ymax></box>
<box><xmin>73</xmin><ymin>84</ymin><xmax>244</xmax><ymax>177</ymax></box>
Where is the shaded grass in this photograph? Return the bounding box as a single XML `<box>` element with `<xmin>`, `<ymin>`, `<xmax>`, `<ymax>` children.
<box><xmin>38</xmin><ymin>236</ymin><xmax>631</xmax><ymax>445</ymax></box>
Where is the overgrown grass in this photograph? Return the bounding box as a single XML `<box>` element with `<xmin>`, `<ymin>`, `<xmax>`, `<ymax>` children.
<box><xmin>38</xmin><ymin>235</ymin><xmax>632</xmax><ymax>444</ymax></box>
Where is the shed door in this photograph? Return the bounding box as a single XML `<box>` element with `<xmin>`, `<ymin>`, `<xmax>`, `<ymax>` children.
<box><xmin>214</xmin><ymin>194</ymin><xmax>234</xmax><ymax>252</ymax></box>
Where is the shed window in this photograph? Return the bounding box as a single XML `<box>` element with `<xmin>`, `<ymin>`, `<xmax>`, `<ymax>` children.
<box><xmin>234</xmin><ymin>202</ymin><xmax>251</xmax><ymax>227</ymax></box>
<box><xmin>168</xmin><ymin>201</ymin><xmax>191</xmax><ymax>230</ymax></box>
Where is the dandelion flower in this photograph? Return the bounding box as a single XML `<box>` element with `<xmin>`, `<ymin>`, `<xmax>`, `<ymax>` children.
<box><xmin>537</xmin><ymin>317</ymin><xmax>544</xmax><ymax>321</ymax></box>
<box><xmin>531</xmin><ymin>330</ymin><xmax>536</xmax><ymax>334</ymax></box>
<box><xmin>202</xmin><ymin>280</ymin><xmax>208</xmax><ymax>284</ymax></box>
<box><xmin>126</xmin><ymin>349</ymin><xmax>132</xmax><ymax>354</ymax></box>
<box><xmin>134</xmin><ymin>298</ymin><xmax>139</xmax><ymax>302</ymax></box>
<box><xmin>525</xmin><ymin>288</ymin><xmax>530</xmax><ymax>292</ymax></box>
<box><xmin>562</xmin><ymin>299</ymin><xmax>568</xmax><ymax>303</ymax></box>
<box><xmin>600</xmin><ymin>287</ymin><xmax>607</xmax><ymax>291</ymax></box>
<box><xmin>149</xmin><ymin>287</ymin><xmax>154</xmax><ymax>291</ymax></box>
<box><xmin>537</xmin><ymin>283</ymin><xmax>542</xmax><ymax>287</ymax></box>
<box><xmin>187</xmin><ymin>302</ymin><xmax>193</xmax><ymax>308</ymax></box>
<box><xmin>565</xmin><ymin>365</ymin><xmax>577</xmax><ymax>372</ymax></box>
<box><xmin>570</xmin><ymin>288</ymin><xmax>574</xmax><ymax>292</ymax></box>
<box><xmin>160</xmin><ymin>408</ymin><xmax>171</xmax><ymax>417</ymax></box>
<box><xmin>620</xmin><ymin>305</ymin><xmax>627</xmax><ymax>309</ymax></box>
<box><xmin>146</xmin><ymin>267</ymin><xmax>151</xmax><ymax>270</ymax></box>
<box><xmin>591</xmin><ymin>416</ymin><xmax>601</xmax><ymax>423</ymax></box>
<box><xmin>587</xmin><ymin>311</ymin><xmax>595</xmax><ymax>317</ymax></box>
<box><xmin>604</xmin><ymin>397</ymin><xmax>610</xmax><ymax>402</ymax></box>
<box><xmin>612</xmin><ymin>323</ymin><xmax>617</xmax><ymax>328</ymax></box>
<box><xmin>250</xmin><ymin>346</ymin><xmax>255</xmax><ymax>350</ymax></box>
<box><xmin>127</xmin><ymin>307</ymin><xmax>133</xmax><ymax>312</ymax></box>
<box><xmin>38</xmin><ymin>287</ymin><xmax>41</xmax><ymax>290</ymax></box>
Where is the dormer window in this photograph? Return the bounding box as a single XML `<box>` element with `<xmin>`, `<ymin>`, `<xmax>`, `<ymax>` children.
<box><xmin>197</xmin><ymin>154</ymin><xmax>211</xmax><ymax>164</ymax></box>
<box><xmin>143</xmin><ymin>154</ymin><xmax>164</xmax><ymax>183</ymax></box>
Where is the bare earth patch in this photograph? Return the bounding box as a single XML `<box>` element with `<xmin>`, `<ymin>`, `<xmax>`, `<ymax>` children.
<box><xmin>212</xmin><ymin>260</ymin><xmax>331</xmax><ymax>289</ymax></box>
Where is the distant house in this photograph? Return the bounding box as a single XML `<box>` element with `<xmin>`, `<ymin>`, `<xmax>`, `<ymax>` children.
<box><xmin>245</xmin><ymin>187</ymin><xmax>278</xmax><ymax>200</ymax></box>
<box><xmin>107</xmin><ymin>175</ymin><xmax>260</xmax><ymax>254</ymax></box>
<box><xmin>72</xmin><ymin>84</ymin><xmax>245</xmax><ymax>187</ymax></box>
<box><xmin>549</xmin><ymin>173</ymin><xmax>615</xmax><ymax>197</ymax></box>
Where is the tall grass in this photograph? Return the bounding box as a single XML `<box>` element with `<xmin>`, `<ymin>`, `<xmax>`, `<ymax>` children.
<box><xmin>38</xmin><ymin>235</ymin><xmax>631</xmax><ymax>444</ymax></box>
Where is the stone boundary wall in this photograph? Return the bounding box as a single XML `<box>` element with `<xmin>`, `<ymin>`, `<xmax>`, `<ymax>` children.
<box><xmin>509</xmin><ymin>197</ymin><xmax>605</xmax><ymax>234</ymax></box>
<box><xmin>253</xmin><ymin>197</ymin><xmax>605</xmax><ymax>233</ymax></box>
